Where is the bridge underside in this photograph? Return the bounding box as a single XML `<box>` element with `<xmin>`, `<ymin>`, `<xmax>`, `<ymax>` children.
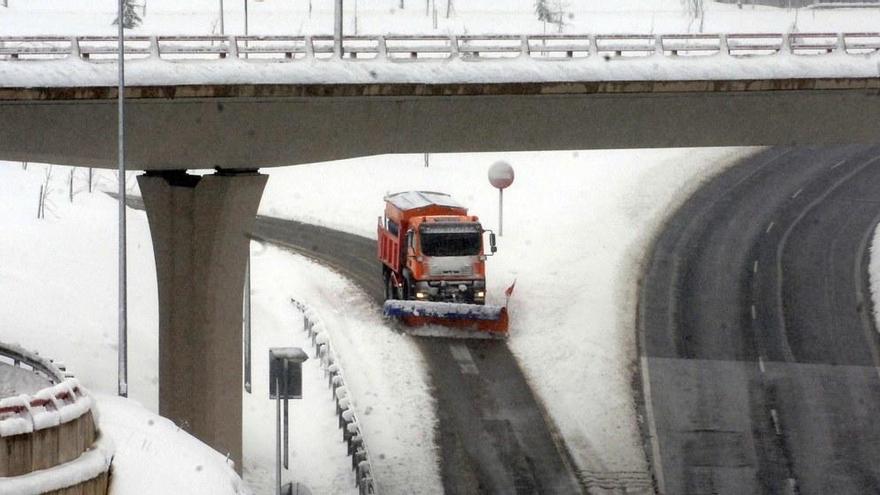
<box><xmin>2</xmin><ymin>82</ymin><xmax>880</xmax><ymax>169</ymax></box>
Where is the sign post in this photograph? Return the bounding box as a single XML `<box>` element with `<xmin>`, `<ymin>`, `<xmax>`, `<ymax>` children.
<box><xmin>269</xmin><ymin>347</ymin><xmax>308</xmax><ymax>495</ymax></box>
<box><xmin>488</xmin><ymin>161</ymin><xmax>515</xmax><ymax>237</ymax></box>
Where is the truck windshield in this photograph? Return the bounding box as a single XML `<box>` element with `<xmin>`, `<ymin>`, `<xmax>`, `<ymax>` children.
<box><xmin>420</xmin><ymin>225</ymin><xmax>482</xmax><ymax>257</ymax></box>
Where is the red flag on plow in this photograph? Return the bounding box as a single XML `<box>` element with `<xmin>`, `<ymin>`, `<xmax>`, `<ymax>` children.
<box><xmin>505</xmin><ymin>279</ymin><xmax>517</xmax><ymax>305</ymax></box>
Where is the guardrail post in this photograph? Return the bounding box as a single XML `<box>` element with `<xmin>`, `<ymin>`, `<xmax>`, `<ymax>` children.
<box><xmin>588</xmin><ymin>34</ymin><xmax>598</xmax><ymax>58</ymax></box>
<box><xmin>782</xmin><ymin>32</ymin><xmax>791</xmax><ymax>54</ymax></box>
<box><xmin>149</xmin><ymin>36</ymin><xmax>160</xmax><ymax>59</ymax></box>
<box><xmin>520</xmin><ymin>35</ymin><xmax>529</xmax><ymax>57</ymax></box>
<box><xmin>69</xmin><ymin>37</ymin><xmax>81</xmax><ymax>60</ymax></box>
<box><xmin>228</xmin><ymin>35</ymin><xmax>239</xmax><ymax>59</ymax></box>
<box><xmin>837</xmin><ymin>33</ymin><xmax>846</xmax><ymax>55</ymax></box>
<box><xmin>449</xmin><ymin>35</ymin><xmax>459</xmax><ymax>59</ymax></box>
<box><xmin>654</xmin><ymin>34</ymin><xmax>664</xmax><ymax>57</ymax></box>
<box><xmin>377</xmin><ymin>35</ymin><xmax>387</xmax><ymax>60</ymax></box>
<box><xmin>720</xmin><ymin>34</ymin><xmax>729</xmax><ymax>56</ymax></box>
<box><xmin>305</xmin><ymin>36</ymin><xmax>315</xmax><ymax>59</ymax></box>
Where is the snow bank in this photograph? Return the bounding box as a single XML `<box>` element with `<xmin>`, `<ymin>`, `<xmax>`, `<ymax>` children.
<box><xmin>868</xmin><ymin>226</ymin><xmax>880</xmax><ymax>335</ymax></box>
<box><xmin>95</xmin><ymin>394</ymin><xmax>251</xmax><ymax>495</ymax></box>
<box><xmin>4</xmin><ymin>48</ymin><xmax>880</xmax><ymax>89</ymax></box>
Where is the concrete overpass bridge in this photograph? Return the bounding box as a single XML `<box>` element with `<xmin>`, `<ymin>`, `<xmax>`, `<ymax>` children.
<box><xmin>4</xmin><ymin>32</ymin><xmax>880</xmax><ymax>472</ymax></box>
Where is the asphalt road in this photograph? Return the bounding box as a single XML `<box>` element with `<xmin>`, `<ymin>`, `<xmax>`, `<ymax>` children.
<box><xmin>117</xmin><ymin>191</ymin><xmax>584</xmax><ymax>493</ymax></box>
<box><xmin>639</xmin><ymin>146</ymin><xmax>880</xmax><ymax>494</ymax></box>
<box><xmin>250</xmin><ymin>216</ymin><xmax>582</xmax><ymax>494</ymax></box>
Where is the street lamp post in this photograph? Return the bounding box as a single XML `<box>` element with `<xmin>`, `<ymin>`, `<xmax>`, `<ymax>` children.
<box><xmin>116</xmin><ymin>0</ymin><xmax>128</xmax><ymax>399</ymax></box>
<box><xmin>334</xmin><ymin>0</ymin><xmax>343</xmax><ymax>58</ymax></box>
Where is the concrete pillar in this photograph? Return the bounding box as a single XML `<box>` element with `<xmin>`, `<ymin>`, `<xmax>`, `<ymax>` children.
<box><xmin>138</xmin><ymin>170</ymin><xmax>267</xmax><ymax>473</ymax></box>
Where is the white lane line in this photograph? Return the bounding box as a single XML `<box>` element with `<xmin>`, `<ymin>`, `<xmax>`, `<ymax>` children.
<box><xmin>449</xmin><ymin>343</ymin><xmax>479</xmax><ymax>375</ymax></box>
<box><xmin>753</xmin><ymin>260</ymin><xmax>759</xmax><ymax>274</ymax></box>
<box><xmin>639</xmin><ymin>356</ymin><xmax>667</xmax><ymax>495</ymax></box>
<box><xmin>758</xmin><ymin>356</ymin><xmax>766</xmax><ymax>373</ymax></box>
<box><xmin>831</xmin><ymin>159</ymin><xmax>845</xmax><ymax>170</ymax></box>
<box><xmin>751</xmin><ymin>304</ymin><xmax>757</xmax><ymax>321</ymax></box>
<box><xmin>766</xmin><ymin>221</ymin><xmax>775</xmax><ymax>234</ymax></box>
<box><xmin>791</xmin><ymin>188</ymin><xmax>803</xmax><ymax>199</ymax></box>
<box><xmin>770</xmin><ymin>408</ymin><xmax>782</xmax><ymax>435</ymax></box>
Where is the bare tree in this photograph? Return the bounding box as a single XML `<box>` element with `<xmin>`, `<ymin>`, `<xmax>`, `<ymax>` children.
<box><xmin>37</xmin><ymin>166</ymin><xmax>54</xmax><ymax>220</ymax></box>
<box><xmin>683</xmin><ymin>0</ymin><xmax>705</xmax><ymax>32</ymax></box>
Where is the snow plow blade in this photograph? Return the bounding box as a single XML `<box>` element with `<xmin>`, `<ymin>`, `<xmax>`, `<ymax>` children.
<box><xmin>383</xmin><ymin>300</ymin><xmax>509</xmax><ymax>335</ymax></box>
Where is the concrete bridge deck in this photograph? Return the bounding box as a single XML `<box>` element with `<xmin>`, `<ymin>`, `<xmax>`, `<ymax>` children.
<box><xmin>2</xmin><ymin>33</ymin><xmax>880</xmax><ymax>169</ymax></box>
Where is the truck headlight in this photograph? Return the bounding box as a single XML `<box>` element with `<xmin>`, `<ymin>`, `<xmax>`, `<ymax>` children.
<box><xmin>475</xmin><ymin>291</ymin><xmax>485</xmax><ymax>298</ymax></box>
<box><xmin>416</xmin><ymin>292</ymin><xmax>427</xmax><ymax>299</ymax></box>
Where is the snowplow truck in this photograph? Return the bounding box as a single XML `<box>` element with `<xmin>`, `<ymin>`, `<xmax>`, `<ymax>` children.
<box><xmin>378</xmin><ymin>191</ymin><xmax>509</xmax><ymax>335</ymax></box>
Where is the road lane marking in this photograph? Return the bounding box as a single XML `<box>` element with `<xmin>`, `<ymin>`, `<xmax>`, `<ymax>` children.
<box><xmin>639</xmin><ymin>356</ymin><xmax>666</xmax><ymax>495</ymax></box>
<box><xmin>751</xmin><ymin>304</ymin><xmax>757</xmax><ymax>321</ymax></box>
<box><xmin>758</xmin><ymin>356</ymin><xmax>766</xmax><ymax>373</ymax></box>
<box><xmin>791</xmin><ymin>188</ymin><xmax>803</xmax><ymax>199</ymax></box>
<box><xmin>449</xmin><ymin>343</ymin><xmax>479</xmax><ymax>375</ymax></box>
<box><xmin>753</xmin><ymin>260</ymin><xmax>759</xmax><ymax>274</ymax></box>
<box><xmin>831</xmin><ymin>159</ymin><xmax>845</xmax><ymax>170</ymax></box>
<box><xmin>770</xmin><ymin>408</ymin><xmax>781</xmax><ymax>435</ymax></box>
<box><xmin>766</xmin><ymin>221</ymin><xmax>775</xmax><ymax>234</ymax></box>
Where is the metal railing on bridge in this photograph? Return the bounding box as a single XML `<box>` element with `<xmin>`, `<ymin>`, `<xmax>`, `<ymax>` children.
<box><xmin>1</xmin><ymin>32</ymin><xmax>880</xmax><ymax>62</ymax></box>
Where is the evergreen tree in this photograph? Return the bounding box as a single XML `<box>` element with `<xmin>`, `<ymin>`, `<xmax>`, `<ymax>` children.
<box><xmin>534</xmin><ymin>0</ymin><xmax>553</xmax><ymax>23</ymax></box>
<box><xmin>112</xmin><ymin>0</ymin><xmax>142</xmax><ymax>29</ymax></box>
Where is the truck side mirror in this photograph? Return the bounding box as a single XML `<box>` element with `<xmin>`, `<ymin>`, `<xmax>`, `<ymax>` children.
<box><xmin>490</xmin><ymin>233</ymin><xmax>497</xmax><ymax>253</ymax></box>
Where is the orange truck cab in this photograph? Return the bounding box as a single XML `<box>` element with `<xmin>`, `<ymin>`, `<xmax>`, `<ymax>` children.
<box><xmin>378</xmin><ymin>191</ymin><xmax>497</xmax><ymax>304</ymax></box>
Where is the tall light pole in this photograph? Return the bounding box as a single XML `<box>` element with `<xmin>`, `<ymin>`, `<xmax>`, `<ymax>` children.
<box><xmin>219</xmin><ymin>0</ymin><xmax>225</xmax><ymax>34</ymax></box>
<box><xmin>116</xmin><ymin>0</ymin><xmax>128</xmax><ymax>398</ymax></box>
<box><xmin>334</xmin><ymin>0</ymin><xmax>343</xmax><ymax>58</ymax></box>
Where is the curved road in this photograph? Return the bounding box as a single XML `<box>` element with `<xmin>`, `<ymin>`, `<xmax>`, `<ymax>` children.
<box><xmin>250</xmin><ymin>218</ymin><xmax>583</xmax><ymax>494</ymax></box>
<box><xmin>639</xmin><ymin>146</ymin><xmax>880</xmax><ymax>494</ymax></box>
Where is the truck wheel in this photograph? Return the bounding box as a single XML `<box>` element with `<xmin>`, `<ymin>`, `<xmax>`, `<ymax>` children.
<box><xmin>384</xmin><ymin>275</ymin><xmax>394</xmax><ymax>301</ymax></box>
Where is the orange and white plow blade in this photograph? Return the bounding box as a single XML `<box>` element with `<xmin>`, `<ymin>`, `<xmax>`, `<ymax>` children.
<box><xmin>383</xmin><ymin>300</ymin><xmax>509</xmax><ymax>335</ymax></box>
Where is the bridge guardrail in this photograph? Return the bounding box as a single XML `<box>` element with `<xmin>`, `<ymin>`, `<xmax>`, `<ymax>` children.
<box><xmin>291</xmin><ymin>298</ymin><xmax>377</xmax><ymax>495</ymax></box>
<box><xmin>1</xmin><ymin>32</ymin><xmax>880</xmax><ymax>62</ymax></box>
<box><xmin>0</xmin><ymin>342</ymin><xmax>66</xmax><ymax>384</ymax></box>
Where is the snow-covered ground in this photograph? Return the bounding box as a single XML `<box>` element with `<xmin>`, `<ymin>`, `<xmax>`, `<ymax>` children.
<box><xmin>0</xmin><ymin>164</ymin><xmax>385</xmax><ymax>494</ymax></box>
<box><xmin>5</xmin><ymin>1</ymin><xmax>880</xmax><ymax>88</ymax></box>
<box><xmin>98</xmin><ymin>394</ymin><xmax>248</xmax><ymax>495</ymax></box>
<box><xmin>0</xmin><ymin>147</ymin><xmax>759</xmax><ymax>494</ymax></box>
<box><xmin>260</xmin><ymin>147</ymin><xmax>757</xmax><ymax>477</ymax></box>
<box><xmin>867</xmin><ymin>227</ymin><xmax>880</xmax><ymax>335</ymax></box>
<box><xmin>3</xmin><ymin>1</ymin><xmax>876</xmax><ymax>493</ymax></box>
<box><xmin>4</xmin><ymin>0</ymin><xmax>880</xmax><ymax>36</ymax></box>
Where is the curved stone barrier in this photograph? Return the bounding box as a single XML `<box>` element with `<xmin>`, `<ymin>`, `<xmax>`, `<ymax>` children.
<box><xmin>0</xmin><ymin>343</ymin><xmax>113</xmax><ymax>495</ymax></box>
<box><xmin>0</xmin><ymin>379</ymin><xmax>98</xmax><ymax>476</ymax></box>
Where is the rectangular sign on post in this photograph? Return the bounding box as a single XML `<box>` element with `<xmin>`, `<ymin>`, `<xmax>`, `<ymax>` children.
<box><xmin>269</xmin><ymin>348</ymin><xmax>307</xmax><ymax>399</ymax></box>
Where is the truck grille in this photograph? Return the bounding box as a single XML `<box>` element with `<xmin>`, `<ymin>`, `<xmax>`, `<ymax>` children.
<box><xmin>428</xmin><ymin>256</ymin><xmax>474</xmax><ymax>277</ymax></box>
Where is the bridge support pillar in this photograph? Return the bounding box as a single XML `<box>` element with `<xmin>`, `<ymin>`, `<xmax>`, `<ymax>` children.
<box><xmin>138</xmin><ymin>170</ymin><xmax>267</xmax><ymax>474</ymax></box>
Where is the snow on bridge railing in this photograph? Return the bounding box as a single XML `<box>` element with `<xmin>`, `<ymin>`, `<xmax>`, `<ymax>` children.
<box><xmin>2</xmin><ymin>33</ymin><xmax>880</xmax><ymax>62</ymax></box>
<box><xmin>0</xmin><ymin>341</ymin><xmax>67</xmax><ymax>384</ymax></box>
